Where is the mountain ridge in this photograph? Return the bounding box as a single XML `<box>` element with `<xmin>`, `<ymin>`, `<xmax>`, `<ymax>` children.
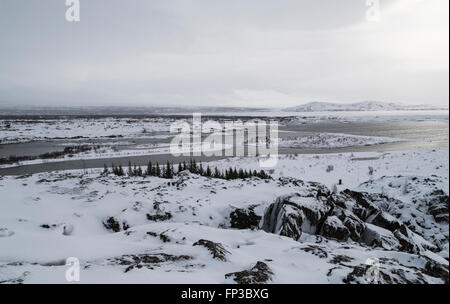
<box><xmin>283</xmin><ymin>101</ymin><xmax>448</xmax><ymax>112</ymax></box>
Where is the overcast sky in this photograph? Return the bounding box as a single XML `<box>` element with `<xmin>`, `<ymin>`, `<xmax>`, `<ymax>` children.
<box><xmin>0</xmin><ymin>0</ymin><xmax>448</xmax><ymax>108</ymax></box>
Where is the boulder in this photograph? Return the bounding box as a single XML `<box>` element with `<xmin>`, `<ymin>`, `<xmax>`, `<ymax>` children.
<box><xmin>341</xmin><ymin>190</ymin><xmax>379</xmax><ymax>221</ymax></box>
<box><xmin>225</xmin><ymin>261</ymin><xmax>273</xmax><ymax>284</ymax></box>
<box><xmin>262</xmin><ymin>193</ymin><xmax>333</xmax><ymax>241</ymax></box>
<box><xmin>393</xmin><ymin>225</ymin><xmax>438</xmax><ymax>254</ymax></box>
<box><xmin>262</xmin><ymin>202</ymin><xmax>303</xmax><ymax>241</ymax></box>
<box><xmin>367</xmin><ymin>211</ymin><xmax>401</xmax><ymax>232</ymax></box>
<box><xmin>229</xmin><ymin>207</ymin><xmax>261</xmax><ymax>230</ymax></box>
<box><xmin>334</xmin><ymin>208</ymin><xmax>366</xmax><ymax>241</ymax></box>
<box><xmin>193</xmin><ymin>239</ymin><xmax>231</xmax><ymax>261</ymax></box>
<box><xmin>103</xmin><ymin>216</ymin><xmax>130</xmax><ymax>232</ymax></box>
<box><xmin>361</xmin><ymin>223</ymin><xmax>400</xmax><ymax>250</ymax></box>
<box><xmin>320</xmin><ymin>216</ymin><xmax>350</xmax><ymax>242</ymax></box>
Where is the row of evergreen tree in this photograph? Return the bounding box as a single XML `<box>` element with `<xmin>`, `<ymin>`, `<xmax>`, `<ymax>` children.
<box><xmin>104</xmin><ymin>159</ymin><xmax>270</xmax><ymax>180</ymax></box>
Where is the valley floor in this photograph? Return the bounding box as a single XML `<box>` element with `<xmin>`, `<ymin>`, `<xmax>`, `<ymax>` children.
<box><xmin>0</xmin><ymin>149</ymin><xmax>448</xmax><ymax>284</ymax></box>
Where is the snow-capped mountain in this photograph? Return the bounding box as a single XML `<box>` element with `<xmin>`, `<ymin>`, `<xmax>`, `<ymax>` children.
<box><xmin>284</xmin><ymin>101</ymin><xmax>445</xmax><ymax>112</ymax></box>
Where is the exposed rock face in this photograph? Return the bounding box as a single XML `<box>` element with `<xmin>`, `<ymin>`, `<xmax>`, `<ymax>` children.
<box><xmin>225</xmin><ymin>261</ymin><xmax>273</xmax><ymax>284</ymax></box>
<box><xmin>334</xmin><ymin>209</ymin><xmax>366</xmax><ymax>241</ymax></box>
<box><xmin>262</xmin><ymin>191</ymin><xmax>333</xmax><ymax>241</ymax></box>
<box><xmin>262</xmin><ymin>177</ymin><xmax>449</xmax><ymax>266</ymax></box>
<box><xmin>193</xmin><ymin>239</ymin><xmax>231</xmax><ymax>261</ymax></box>
<box><xmin>357</xmin><ymin>176</ymin><xmax>449</xmax><ymax>251</ymax></box>
<box><xmin>262</xmin><ymin>201</ymin><xmax>304</xmax><ymax>241</ymax></box>
<box><xmin>320</xmin><ymin>216</ymin><xmax>350</xmax><ymax>242</ymax></box>
<box><xmin>428</xmin><ymin>192</ymin><xmax>449</xmax><ymax>223</ymax></box>
<box><xmin>425</xmin><ymin>260</ymin><xmax>449</xmax><ymax>284</ymax></box>
<box><xmin>341</xmin><ymin>190</ymin><xmax>379</xmax><ymax>221</ymax></box>
<box><xmin>361</xmin><ymin>224</ymin><xmax>400</xmax><ymax>250</ymax></box>
<box><xmin>367</xmin><ymin>211</ymin><xmax>401</xmax><ymax>232</ymax></box>
<box><xmin>229</xmin><ymin>207</ymin><xmax>261</xmax><ymax>230</ymax></box>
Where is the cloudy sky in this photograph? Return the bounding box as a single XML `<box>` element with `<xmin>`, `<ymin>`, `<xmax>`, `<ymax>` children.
<box><xmin>0</xmin><ymin>0</ymin><xmax>448</xmax><ymax>107</ymax></box>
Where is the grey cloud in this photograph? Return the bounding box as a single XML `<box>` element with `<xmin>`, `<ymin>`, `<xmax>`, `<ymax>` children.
<box><xmin>0</xmin><ymin>0</ymin><xmax>448</xmax><ymax>107</ymax></box>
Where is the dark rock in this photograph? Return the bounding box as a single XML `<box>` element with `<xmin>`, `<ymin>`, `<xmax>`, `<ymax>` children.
<box><xmin>428</xmin><ymin>195</ymin><xmax>449</xmax><ymax>223</ymax></box>
<box><xmin>146</xmin><ymin>231</ymin><xmax>171</xmax><ymax>243</ymax></box>
<box><xmin>230</xmin><ymin>207</ymin><xmax>261</xmax><ymax>230</ymax></box>
<box><xmin>262</xmin><ymin>201</ymin><xmax>303</xmax><ymax>241</ymax></box>
<box><xmin>193</xmin><ymin>239</ymin><xmax>230</xmax><ymax>261</ymax></box>
<box><xmin>342</xmin><ymin>265</ymin><xmax>367</xmax><ymax>284</ymax></box>
<box><xmin>299</xmin><ymin>245</ymin><xmax>328</xmax><ymax>258</ymax></box>
<box><xmin>368</xmin><ymin>211</ymin><xmax>401</xmax><ymax>232</ymax></box>
<box><xmin>320</xmin><ymin>216</ymin><xmax>350</xmax><ymax>242</ymax></box>
<box><xmin>342</xmin><ymin>190</ymin><xmax>379</xmax><ymax>221</ymax></box>
<box><xmin>103</xmin><ymin>217</ymin><xmax>129</xmax><ymax>232</ymax></box>
<box><xmin>329</xmin><ymin>255</ymin><xmax>354</xmax><ymax>265</ymax></box>
<box><xmin>146</xmin><ymin>212</ymin><xmax>172</xmax><ymax>222</ymax></box>
<box><xmin>108</xmin><ymin>253</ymin><xmax>192</xmax><ymax>273</ymax></box>
<box><xmin>361</xmin><ymin>224</ymin><xmax>400</xmax><ymax>250</ymax></box>
<box><xmin>225</xmin><ymin>261</ymin><xmax>273</xmax><ymax>284</ymax></box>
<box><xmin>262</xmin><ymin>193</ymin><xmax>333</xmax><ymax>241</ymax></box>
<box><xmin>424</xmin><ymin>260</ymin><xmax>449</xmax><ymax>284</ymax></box>
<box><xmin>336</xmin><ymin>210</ymin><xmax>366</xmax><ymax>241</ymax></box>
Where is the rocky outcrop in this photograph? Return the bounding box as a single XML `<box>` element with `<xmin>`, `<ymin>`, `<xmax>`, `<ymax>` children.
<box><xmin>262</xmin><ymin>201</ymin><xmax>304</xmax><ymax>241</ymax></box>
<box><xmin>367</xmin><ymin>211</ymin><xmax>401</xmax><ymax>232</ymax></box>
<box><xmin>262</xmin><ymin>191</ymin><xmax>334</xmax><ymax>241</ymax></box>
<box><xmin>107</xmin><ymin>253</ymin><xmax>192</xmax><ymax>273</ymax></box>
<box><xmin>193</xmin><ymin>239</ymin><xmax>231</xmax><ymax>261</ymax></box>
<box><xmin>103</xmin><ymin>216</ymin><xmax>129</xmax><ymax>232</ymax></box>
<box><xmin>320</xmin><ymin>216</ymin><xmax>350</xmax><ymax>242</ymax></box>
<box><xmin>225</xmin><ymin>261</ymin><xmax>273</xmax><ymax>284</ymax></box>
<box><xmin>262</xmin><ymin>178</ymin><xmax>448</xmax><ymax>261</ymax></box>
<box><xmin>334</xmin><ymin>209</ymin><xmax>366</xmax><ymax>241</ymax></box>
<box><xmin>361</xmin><ymin>224</ymin><xmax>400</xmax><ymax>250</ymax></box>
<box><xmin>428</xmin><ymin>192</ymin><xmax>449</xmax><ymax>223</ymax></box>
<box><xmin>229</xmin><ymin>207</ymin><xmax>261</xmax><ymax>230</ymax></box>
<box><xmin>393</xmin><ymin>225</ymin><xmax>438</xmax><ymax>254</ymax></box>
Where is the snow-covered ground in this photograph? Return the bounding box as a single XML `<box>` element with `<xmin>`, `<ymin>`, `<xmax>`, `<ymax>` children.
<box><xmin>0</xmin><ymin>118</ymin><xmax>174</xmax><ymax>144</ymax></box>
<box><xmin>278</xmin><ymin>133</ymin><xmax>405</xmax><ymax>149</ymax></box>
<box><xmin>0</xmin><ymin>149</ymin><xmax>448</xmax><ymax>284</ymax></box>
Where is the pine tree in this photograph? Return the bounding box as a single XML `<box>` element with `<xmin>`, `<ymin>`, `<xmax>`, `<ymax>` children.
<box><xmin>214</xmin><ymin>167</ymin><xmax>220</xmax><ymax>178</ymax></box>
<box><xmin>146</xmin><ymin>161</ymin><xmax>152</xmax><ymax>176</ymax></box>
<box><xmin>178</xmin><ymin>162</ymin><xmax>183</xmax><ymax>173</ymax></box>
<box><xmin>118</xmin><ymin>165</ymin><xmax>124</xmax><ymax>176</ymax></box>
<box><xmin>128</xmin><ymin>161</ymin><xmax>133</xmax><ymax>176</ymax></box>
<box><xmin>165</xmin><ymin>161</ymin><xmax>172</xmax><ymax>178</ymax></box>
<box><xmin>205</xmin><ymin>165</ymin><xmax>212</xmax><ymax>177</ymax></box>
<box><xmin>156</xmin><ymin>162</ymin><xmax>161</xmax><ymax>177</ymax></box>
<box><xmin>259</xmin><ymin>170</ymin><xmax>267</xmax><ymax>179</ymax></box>
<box><xmin>238</xmin><ymin>169</ymin><xmax>244</xmax><ymax>179</ymax></box>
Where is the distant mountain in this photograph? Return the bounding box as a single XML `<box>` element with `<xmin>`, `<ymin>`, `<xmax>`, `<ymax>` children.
<box><xmin>284</xmin><ymin>101</ymin><xmax>447</xmax><ymax>112</ymax></box>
